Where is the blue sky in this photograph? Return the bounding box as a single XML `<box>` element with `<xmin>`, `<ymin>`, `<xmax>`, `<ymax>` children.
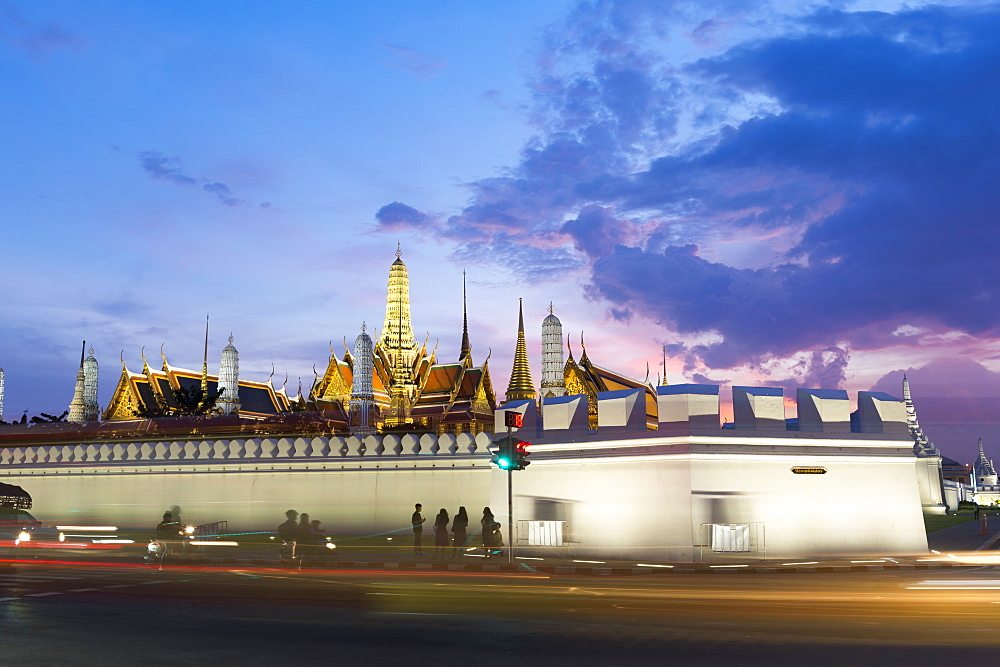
<box><xmin>3</xmin><ymin>0</ymin><xmax>1000</xmax><ymax>462</ymax></box>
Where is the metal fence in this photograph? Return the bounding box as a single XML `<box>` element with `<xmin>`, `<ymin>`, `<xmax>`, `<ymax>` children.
<box><xmin>698</xmin><ymin>522</ymin><xmax>765</xmax><ymax>557</ymax></box>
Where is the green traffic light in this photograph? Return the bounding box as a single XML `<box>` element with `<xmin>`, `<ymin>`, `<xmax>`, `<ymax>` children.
<box><xmin>497</xmin><ymin>457</ymin><xmax>512</xmax><ymax>469</ymax></box>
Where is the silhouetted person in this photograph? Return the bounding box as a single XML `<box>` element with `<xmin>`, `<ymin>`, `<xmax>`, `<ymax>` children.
<box><xmin>309</xmin><ymin>519</ymin><xmax>326</xmax><ymax>541</ymax></box>
<box><xmin>412</xmin><ymin>503</ymin><xmax>426</xmax><ymax>555</ymax></box>
<box><xmin>433</xmin><ymin>509</ymin><xmax>450</xmax><ymax>558</ymax></box>
<box><xmin>156</xmin><ymin>512</ymin><xmax>181</xmax><ymax>540</ymax></box>
<box><xmin>481</xmin><ymin>507</ymin><xmax>501</xmax><ymax>558</ymax></box>
<box><xmin>298</xmin><ymin>512</ymin><xmax>311</xmax><ymax>542</ymax></box>
<box><xmin>452</xmin><ymin>506</ymin><xmax>469</xmax><ymax>558</ymax></box>
<box><xmin>277</xmin><ymin>509</ymin><xmax>299</xmax><ymax>560</ymax></box>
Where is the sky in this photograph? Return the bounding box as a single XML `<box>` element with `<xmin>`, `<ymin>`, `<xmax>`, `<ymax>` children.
<box><xmin>3</xmin><ymin>0</ymin><xmax>1000</xmax><ymax>463</ymax></box>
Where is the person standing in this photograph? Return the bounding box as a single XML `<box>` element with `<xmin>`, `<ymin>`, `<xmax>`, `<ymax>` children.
<box><xmin>433</xmin><ymin>509</ymin><xmax>450</xmax><ymax>558</ymax></box>
<box><xmin>277</xmin><ymin>509</ymin><xmax>299</xmax><ymax>560</ymax></box>
<box><xmin>481</xmin><ymin>507</ymin><xmax>501</xmax><ymax>558</ymax></box>
<box><xmin>411</xmin><ymin>503</ymin><xmax>426</xmax><ymax>555</ymax></box>
<box><xmin>451</xmin><ymin>506</ymin><xmax>469</xmax><ymax>558</ymax></box>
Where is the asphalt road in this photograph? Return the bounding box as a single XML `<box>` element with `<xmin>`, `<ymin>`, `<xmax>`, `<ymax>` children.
<box><xmin>4</xmin><ymin>560</ymin><xmax>1000</xmax><ymax>664</ymax></box>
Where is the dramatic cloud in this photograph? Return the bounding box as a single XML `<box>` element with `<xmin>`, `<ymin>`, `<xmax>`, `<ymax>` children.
<box><xmin>0</xmin><ymin>5</ymin><xmax>89</xmax><ymax>59</ymax></box>
<box><xmin>375</xmin><ymin>202</ymin><xmax>431</xmax><ymax>229</ymax></box>
<box><xmin>377</xmin><ymin>1</ymin><xmax>1000</xmax><ymax>387</ymax></box>
<box><xmin>138</xmin><ymin>150</ymin><xmax>250</xmax><ymax>207</ymax></box>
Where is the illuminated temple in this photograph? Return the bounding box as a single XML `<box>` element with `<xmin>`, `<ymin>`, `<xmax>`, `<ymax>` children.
<box><xmin>98</xmin><ymin>248</ymin><xmax>662</xmax><ymax>434</ymax></box>
<box><xmin>312</xmin><ymin>252</ymin><xmax>497</xmax><ymax>434</ymax></box>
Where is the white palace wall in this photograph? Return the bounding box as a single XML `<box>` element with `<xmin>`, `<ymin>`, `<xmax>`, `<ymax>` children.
<box><xmin>0</xmin><ymin>434</ymin><xmax>493</xmax><ymax>537</ymax></box>
<box><xmin>0</xmin><ymin>384</ymin><xmax>935</xmax><ymax>561</ymax></box>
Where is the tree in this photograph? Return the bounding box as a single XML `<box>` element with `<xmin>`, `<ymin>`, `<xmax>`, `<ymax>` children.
<box><xmin>132</xmin><ymin>386</ymin><xmax>224</xmax><ymax>418</ymax></box>
<box><xmin>29</xmin><ymin>411</ymin><xmax>69</xmax><ymax>424</ymax></box>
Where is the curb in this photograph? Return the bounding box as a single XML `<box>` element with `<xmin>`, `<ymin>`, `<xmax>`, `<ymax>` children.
<box><xmin>163</xmin><ymin>556</ymin><xmax>979</xmax><ymax>575</ymax></box>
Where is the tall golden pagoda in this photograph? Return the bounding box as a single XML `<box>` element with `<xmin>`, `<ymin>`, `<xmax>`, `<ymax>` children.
<box><xmin>312</xmin><ymin>248</ymin><xmax>496</xmax><ymax>434</ymax></box>
<box><xmin>504</xmin><ymin>299</ymin><xmax>537</xmax><ymax>403</ymax></box>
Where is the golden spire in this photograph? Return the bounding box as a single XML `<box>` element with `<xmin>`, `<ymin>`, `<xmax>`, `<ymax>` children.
<box><xmin>200</xmin><ymin>314</ymin><xmax>210</xmax><ymax>395</ymax></box>
<box><xmin>505</xmin><ymin>298</ymin><xmax>536</xmax><ymax>403</ymax></box>
<box><xmin>460</xmin><ymin>269</ymin><xmax>472</xmax><ymax>361</ymax></box>
<box><xmin>660</xmin><ymin>345</ymin><xmax>669</xmax><ymax>387</ymax></box>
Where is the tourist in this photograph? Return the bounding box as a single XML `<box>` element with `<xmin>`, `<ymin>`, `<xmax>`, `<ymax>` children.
<box><xmin>433</xmin><ymin>509</ymin><xmax>450</xmax><ymax>558</ymax></box>
<box><xmin>411</xmin><ymin>503</ymin><xmax>425</xmax><ymax>555</ymax></box>
<box><xmin>451</xmin><ymin>506</ymin><xmax>469</xmax><ymax>557</ymax></box>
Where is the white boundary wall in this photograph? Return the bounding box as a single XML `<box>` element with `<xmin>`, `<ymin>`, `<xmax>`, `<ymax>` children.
<box><xmin>0</xmin><ymin>433</ymin><xmax>494</xmax><ymax>537</ymax></box>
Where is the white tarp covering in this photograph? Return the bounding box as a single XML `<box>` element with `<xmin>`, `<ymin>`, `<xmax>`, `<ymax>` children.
<box><xmin>711</xmin><ymin>523</ymin><xmax>750</xmax><ymax>552</ymax></box>
<box><xmin>523</xmin><ymin>520</ymin><xmax>564</xmax><ymax>546</ymax></box>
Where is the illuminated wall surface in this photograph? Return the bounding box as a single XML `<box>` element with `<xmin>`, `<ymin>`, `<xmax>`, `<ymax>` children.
<box><xmin>0</xmin><ymin>385</ymin><xmax>934</xmax><ymax>560</ymax></box>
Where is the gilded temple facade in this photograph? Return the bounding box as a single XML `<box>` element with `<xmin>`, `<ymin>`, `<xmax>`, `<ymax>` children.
<box><xmin>312</xmin><ymin>250</ymin><xmax>497</xmax><ymax>435</ymax></box>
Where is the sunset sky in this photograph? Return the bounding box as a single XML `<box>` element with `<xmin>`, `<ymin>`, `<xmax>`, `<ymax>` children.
<box><xmin>3</xmin><ymin>0</ymin><xmax>1000</xmax><ymax>462</ymax></box>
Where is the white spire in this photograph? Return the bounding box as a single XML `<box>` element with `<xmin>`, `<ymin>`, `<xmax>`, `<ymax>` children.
<box><xmin>217</xmin><ymin>335</ymin><xmax>241</xmax><ymax>415</ymax></box>
<box><xmin>68</xmin><ymin>341</ymin><xmax>87</xmax><ymax>422</ymax></box>
<box><xmin>902</xmin><ymin>374</ymin><xmax>939</xmax><ymax>457</ymax></box>
<box><xmin>975</xmin><ymin>437</ymin><xmax>998</xmax><ymax>485</ymax></box>
<box><xmin>83</xmin><ymin>347</ymin><xmax>99</xmax><ymax>421</ymax></box>
<box><xmin>541</xmin><ymin>302</ymin><xmax>566</xmax><ymax>397</ymax></box>
<box><xmin>0</xmin><ymin>366</ymin><xmax>5</xmax><ymax>422</ymax></box>
<box><xmin>349</xmin><ymin>322</ymin><xmax>378</xmax><ymax>436</ymax></box>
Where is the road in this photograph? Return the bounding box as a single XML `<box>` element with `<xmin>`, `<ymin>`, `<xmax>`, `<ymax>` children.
<box><xmin>4</xmin><ymin>559</ymin><xmax>1000</xmax><ymax>664</ymax></box>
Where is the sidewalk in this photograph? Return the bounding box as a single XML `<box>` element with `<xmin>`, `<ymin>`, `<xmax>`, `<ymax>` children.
<box><xmin>927</xmin><ymin>516</ymin><xmax>1000</xmax><ymax>553</ymax></box>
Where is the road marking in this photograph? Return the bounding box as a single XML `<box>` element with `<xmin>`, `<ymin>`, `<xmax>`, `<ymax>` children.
<box><xmin>68</xmin><ymin>588</ymin><xmax>99</xmax><ymax>592</ymax></box>
<box><xmin>26</xmin><ymin>591</ymin><xmax>63</xmax><ymax>597</ymax></box>
<box><xmin>140</xmin><ymin>580</ymin><xmax>170</xmax><ymax>585</ymax></box>
<box><xmin>0</xmin><ymin>597</ymin><xmax>19</xmax><ymax>601</ymax></box>
<box><xmin>104</xmin><ymin>584</ymin><xmax>135</xmax><ymax>589</ymax></box>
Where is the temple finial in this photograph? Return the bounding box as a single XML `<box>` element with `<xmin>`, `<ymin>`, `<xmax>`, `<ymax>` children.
<box><xmin>460</xmin><ymin>270</ymin><xmax>472</xmax><ymax>360</ymax></box>
<box><xmin>505</xmin><ymin>298</ymin><xmax>536</xmax><ymax>403</ymax></box>
<box><xmin>548</xmin><ymin>302</ymin><xmax>554</xmax><ymax>315</ymax></box>
<box><xmin>396</xmin><ymin>241</ymin><xmax>401</xmax><ymax>259</ymax></box>
<box><xmin>201</xmin><ymin>314</ymin><xmax>210</xmax><ymax>395</ymax></box>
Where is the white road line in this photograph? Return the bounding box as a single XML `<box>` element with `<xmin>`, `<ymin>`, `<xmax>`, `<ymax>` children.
<box><xmin>0</xmin><ymin>575</ymin><xmax>83</xmax><ymax>580</ymax></box>
<box><xmin>104</xmin><ymin>584</ymin><xmax>135</xmax><ymax>589</ymax></box>
<box><xmin>26</xmin><ymin>592</ymin><xmax>63</xmax><ymax>597</ymax></box>
<box><xmin>68</xmin><ymin>588</ymin><xmax>99</xmax><ymax>592</ymax></box>
<box><xmin>139</xmin><ymin>580</ymin><xmax>170</xmax><ymax>585</ymax></box>
<box><xmin>0</xmin><ymin>597</ymin><xmax>19</xmax><ymax>601</ymax></box>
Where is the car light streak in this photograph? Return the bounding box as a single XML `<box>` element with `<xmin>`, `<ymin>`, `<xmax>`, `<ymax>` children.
<box><xmin>635</xmin><ymin>563</ymin><xmax>674</xmax><ymax>568</ymax></box>
<box><xmin>188</xmin><ymin>541</ymin><xmax>239</xmax><ymax>546</ymax></box>
<box><xmin>91</xmin><ymin>539</ymin><xmax>135</xmax><ymax>544</ymax></box>
<box><xmin>572</xmin><ymin>560</ymin><xmax>605</xmax><ymax>564</ymax></box>
<box><xmin>851</xmin><ymin>560</ymin><xmax>884</xmax><ymax>563</ymax></box>
<box><xmin>710</xmin><ymin>564</ymin><xmax>749</xmax><ymax>568</ymax></box>
<box><xmin>907</xmin><ymin>579</ymin><xmax>1000</xmax><ymax>589</ymax></box>
<box><xmin>516</xmin><ymin>556</ymin><xmax>543</xmax><ymax>560</ymax></box>
<box><xmin>946</xmin><ymin>553</ymin><xmax>1000</xmax><ymax>565</ymax></box>
<box><xmin>782</xmin><ymin>562</ymin><xmax>819</xmax><ymax>566</ymax></box>
<box><xmin>56</xmin><ymin>526</ymin><xmax>118</xmax><ymax>531</ymax></box>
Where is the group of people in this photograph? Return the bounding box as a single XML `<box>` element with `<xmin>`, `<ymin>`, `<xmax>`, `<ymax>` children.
<box><xmin>277</xmin><ymin>509</ymin><xmax>327</xmax><ymax>549</ymax></box>
<box><xmin>411</xmin><ymin>504</ymin><xmax>502</xmax><ymax>558</ymax></box>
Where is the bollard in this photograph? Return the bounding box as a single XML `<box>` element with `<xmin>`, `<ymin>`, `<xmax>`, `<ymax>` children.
<box><xmin>982</xmin><ymin>516</ymin><xmax>988</xmax><ymax>536</ymax></box>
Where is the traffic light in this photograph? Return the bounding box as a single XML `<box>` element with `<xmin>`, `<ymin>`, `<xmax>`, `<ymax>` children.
<box><xmin>491</xmin><ymin>438</ymin><xmax>515</xmax><ymax>470</ymax></box>
<box><xmin>512</xmin><ymin>440</ymin><xmax>531</xmax><ymax>470</ymax></box>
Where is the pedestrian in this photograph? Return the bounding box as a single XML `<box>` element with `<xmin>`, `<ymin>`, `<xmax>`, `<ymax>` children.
<box><xmin>452</xmin><ymin>506</ymin><xmax>469</xmax><ymax>558</ymax></box>
<box><xmin>433</xmin><ymin>509</ymin><xmax>450</xmax><ymax>558</ymax></box>
<box><xmin>298</xmin><ymin>512</ymin><xmax>311</xmax><ymax>541</ymax></box>
<box><xmin>309</xmin><ymin>519</ymin><xmax>326</xmax><ymax>542</ymax></box>
<box><xmin>277</xmin><ymin>509</ymin><xmax>299</xmax><ymax>559</ymax></box>
<box><xmin>481</xmin><ymin>507</ymin><xmax>501</xmax><ymax>558</ymax></box>
<box><xmin>411</xmin><ymin>503</ymin><xmax>426</xmax><ymax>555</ymax></box>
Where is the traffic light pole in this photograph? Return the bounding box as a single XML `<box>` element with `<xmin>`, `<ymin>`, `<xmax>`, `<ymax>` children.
<box><xmin>506</xmin><ymin>421</ymin><xmax>513</xmax><ymax>564</ymax></box>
